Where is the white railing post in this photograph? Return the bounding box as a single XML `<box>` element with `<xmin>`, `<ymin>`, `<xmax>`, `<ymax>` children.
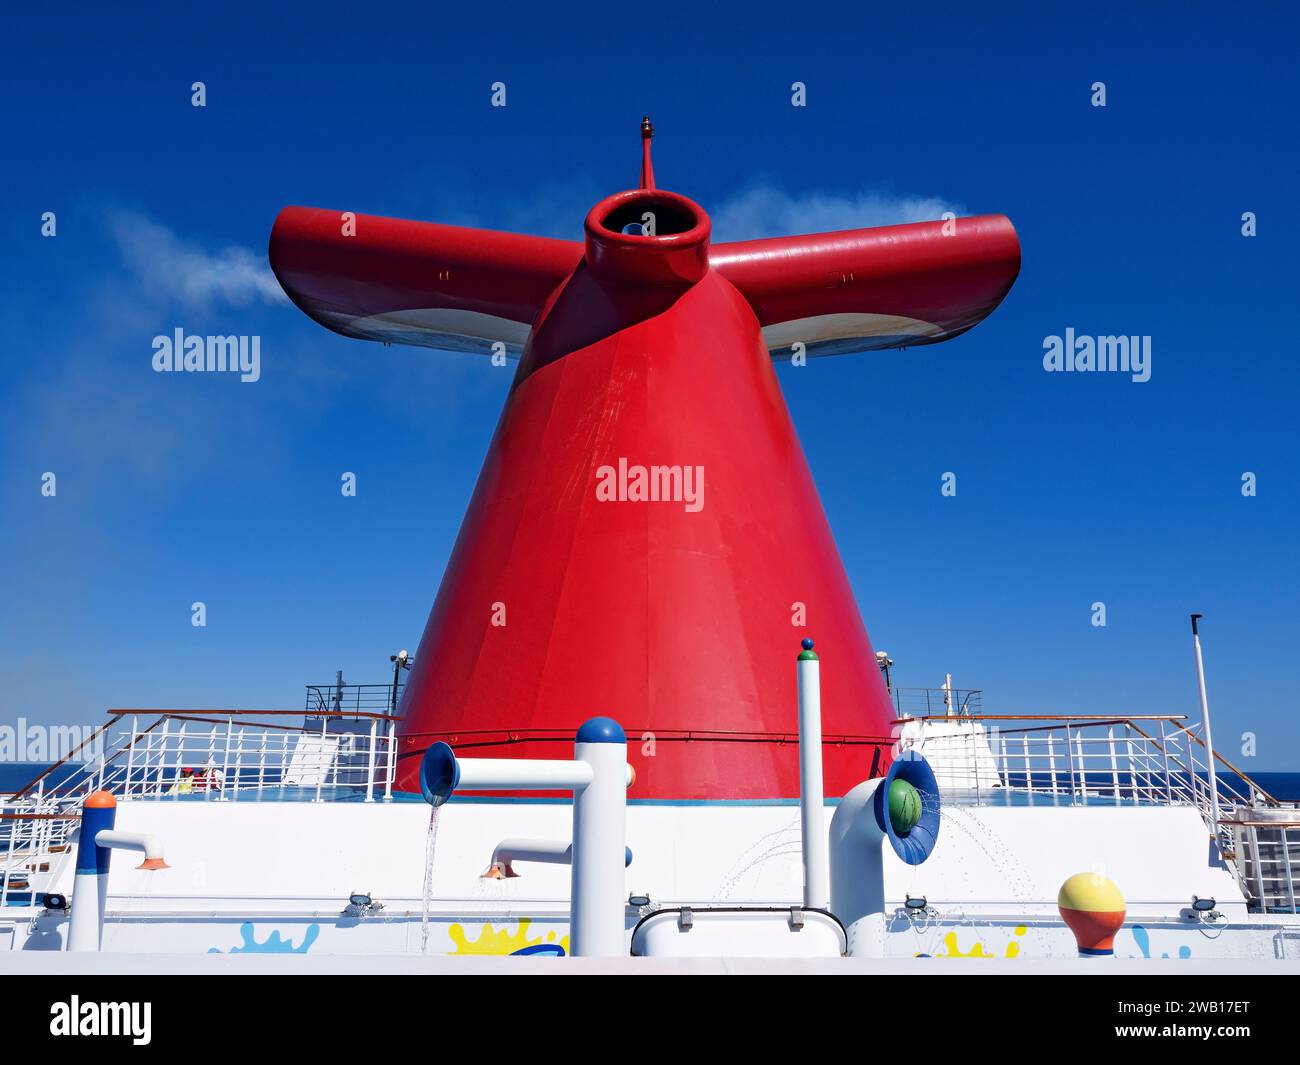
<box><xmin>384</xmin><ymin>722</ymin><xmax>396</xmax><ymax>802</ymax></box>
<box><xmin>154</xmin><ymin>719</ymin><xmax>169</xmax><ymax>798</ymax></box>
<box><xmin>220</xmin><ymin>719</ymin><xmax>234</xmax><ymax>802</ymax></box>
<box><xmin>257</xmin><ymin>730</ymin><xmax>267</xmax><ymax>797</ymax></box>
<box><xmin>125</xmin><ymin>716</ymin><xmax>138</xmax><ymax>799</ymax></box>
<box><xmin>1158</xmin><ymin>720</ymin><xmax>1174</xmax><ymax>803</ymax></box>
<box><xmin>173</xmin><ymin>724</ymin><xmax>186</xmax><ymax>799</ymax></box>
<box><xmin>1124</xmin><ymin>730</ymin><xmax>1139</xmax><ymax>802</ymax></box>
<box><xmin>1047</xmin><ymin>732</ymin><xmax>1059</xmax><ymax>798</ymax></box>
<box><xmin>1063</xmin><ymin>723</ymin><xmax>1076</xmax><ymax>804</ymax></box>
<box><xmin>314</xmin><ymin>714</ymin><xmax>328</xmax><ymax>803</ymax></box>
<box><xmin>364</xmin><ymin>718</ymin><xmax>378</xmax><ymax>803</ymax></box>
<box><xmin>1280</xmin><ymin>827</ymin><xmax>1295</xmax><ymax>914</ymax></box>
<box><xmin>1079</xmin><ymin>731</ymin><xmax>1089</xmax><ymax>806</ymax></box>
<box><xmin>200</xmin><ymin>727</ymin><xmax>213</xmax><ymax>802</ymax></box>
<box><xmin>1108</xmin><ymin>726</ymin><xmax>1120</xmax><ymax>803</ymax></box>
<box><xmin>1248</xmin><ymin>827</ymin><xmax>1266</xmax><ymax>907</ymax></box>
<box><xmin>232</xmin><ymin>725</ymin><xmax>245</xmax><ymax>801</ymax></box>
<box><xmin>1</xmin><ymin>807</ymin><xmax>16</xmax><ymax>909</ymax></box>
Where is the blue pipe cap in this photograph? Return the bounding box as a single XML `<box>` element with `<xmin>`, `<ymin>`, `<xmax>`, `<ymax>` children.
<box><xmin>873</xmin><ymin>750</ymin><xmax>941</xmax><ymax>866</ymax></box>
<box><xmin>575</xmin><ymin>716</ymin><xmax>626</xmax><ymax>745</ymax></box>
<box><xmin>419</xmin><ymin>742</ymin><xmax>460</xmax><ymax>807</ymax></box>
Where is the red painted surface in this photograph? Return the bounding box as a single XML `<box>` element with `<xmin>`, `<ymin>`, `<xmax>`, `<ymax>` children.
<box><xmin>270</xmin><ymin>167</ymin><xmax>1020</xmax><ymax>800</ymax></box>
<box><xmin>712</xmin><ymin>214</ymin><xmax>1021</xmax><ymax>352</ymax></box>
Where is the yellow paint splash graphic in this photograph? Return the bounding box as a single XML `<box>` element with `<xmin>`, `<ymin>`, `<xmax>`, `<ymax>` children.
<box><xmin>916</xmin><ymin>925</ymin><xmax>1028</xmax><ymax>959</ymax></box>
<box><xmin>448</xmin><ymin>918</ymin><xmax>570</xmax><ymax>956</ymax></box>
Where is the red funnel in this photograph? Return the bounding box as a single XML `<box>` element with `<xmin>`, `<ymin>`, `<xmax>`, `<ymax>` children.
<box><xmin>269</xmin><ymin>129</ymin><xmax>1019</xmax><ymax>800</ymax></box>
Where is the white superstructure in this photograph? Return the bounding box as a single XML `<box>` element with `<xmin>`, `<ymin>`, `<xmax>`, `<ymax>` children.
<box><xmin>2</xmin><ymin>656</ymin><xmax>1298</xmax><ymax>969</ymax></box>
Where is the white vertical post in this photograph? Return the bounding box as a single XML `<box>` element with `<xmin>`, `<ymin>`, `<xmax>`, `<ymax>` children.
<box><xmin>1190</xmin><ymin>614</ymin><xmax>1223</xmax><ymax>835</ymax></box>
<box><xmin>796</xmin><ymin>640</ymin><xmax>828</xmax><ymax>910</ymax></box>
<box><xmin>1048</xmin><ymin>732</ymin><xmax>1059</xmax><ymax>798</ymax></box>
<box><xmin>570</xmin><ymin>720</ymin><xmax>628</xmax><ymax>957</ymax></box>
<box><xmin>1108</xmin><ymin>726</ymin><xmax>1120</xmax><ymax>803</ymax></box>
<box><xmin>1158</xmin><ymin>720</ymin><xmax>1174</xmax><ymax>804</ymax></box>
<box><xmin>232</xmin><ymin>725</ymin><xmax>245</xmax><ymax>801</ymax></box>
<box><xmin>365</xmin><ymin>718</ymin><xmax>378</xmax><ymax>803</ymax></box>
<box><xmin>257</xmin><ymin>730</ymin><xmax>267</xmax><ymax>797</ymax></box>
<box><xmin>384</xmin><ymin>723</ymin><xmax>396</xmax><ymax>802</ymax></box>
<box><xmin>1075</xmin><ymin>731</ymin><xmax>1087</xmax><ymax>807</ymax></box>
<box><xmin>1280</xmin><ymin>827</ymin><xmax>1295</xmax><ymax>913</ymax></box>
<box><xmin>173</xmin><ymin>724</ymin><xmax>186</xmax><ymax>800</ymax></box>
<box><xmin>314</xmin><ymin>714</ymin><xmax>327</xmax><ymax>803</ymax></box>
<box><xmin>220</xmin><ymin>718</ymin><xmax>234</xmax><ymax>802</ymax></box>
<box><xmin>125</xmin><ymin>716</ymin><xmax>138</xmax><ymax>799</ymax></box>
<box><xmin>155</xmin><ymin>719</ymin><xmax>169</xmax><ymax>798</ymax></box>
<box><xmin>67</xmin><ymin>793</ymin><xmax>116</xmax><ymax>952</ymax></box>
<box><xmin>1</xmin><ymin>809</ymin><xmax>16</xmax><ymax>909</ymax></box>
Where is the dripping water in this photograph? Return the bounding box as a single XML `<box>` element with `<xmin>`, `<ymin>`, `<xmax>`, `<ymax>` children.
<box><xmin>420</xmin><ymin>806</ymin><xmax>441</xmax><ymax>953</ymax></box>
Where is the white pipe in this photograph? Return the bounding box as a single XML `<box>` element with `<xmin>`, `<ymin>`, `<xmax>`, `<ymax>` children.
<box><xmin>420</xmin><ymin>719</ymin><xmax>630</xmax><ymax>957</ymax></box>
<box><xmin>485</xmin><ymin>838</ymin><xmax>634</xmax><ymax>879</ymax></box>
<box><xmin>571</xmin><ymin>733</ymin><xmax>628</xmax><ymax>957</ymax></box>
<box><xmin>1190</xmin><ymin>614</ymin><xmax>1223</xmax><ymax>833</ymax></box>
<box><xmin>452</xmin><ymin>757</ymin><xmax>594</xmax><ymax>793</ymax></box>
<box><xmin>94</xmin><ymin>830</ymin><xmax>169</xmax><ymax>870</ymax></box>
<box><xmin>485</xmin><ymin>838</ymin><xmax>573</xmax><ymax>877</ymax></box>
<box><xmin>796</xmin><ymin>641</ymin><xmax>828</xmax><ymax>909</ymax></box>
<box><xmin>828</xmin><ymin>777</ymin><xmax>891</xmax><ymax>957</ymax></box>
<box><xmin>829</xmin><ymin>751</ymin><xmax>941</xmax><ymax>958</ymax></box>
<box><xmin>68</xmin><ymin>794</ymin><xmax>169</xmax><ymax>952</ymax></box>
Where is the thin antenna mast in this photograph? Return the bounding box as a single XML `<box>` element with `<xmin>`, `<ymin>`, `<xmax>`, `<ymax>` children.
<box><xmin>640</xmin><ymin>116</ymin><xmax>655</xmax><ymax>190</ymax></box>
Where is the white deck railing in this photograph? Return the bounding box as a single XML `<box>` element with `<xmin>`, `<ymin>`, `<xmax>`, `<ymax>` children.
<box><xmin>901</xmin><ymin>714</ymin><xmax>1266</xmax><ymax>813</ymax></box>
<box><xmin>902</xmin><ymin>712</ymin><xmax>1294</xmax><ymax>912</ymax></box>
<box><xmin>8</xmin><ymin>710</ymin><xmax>399</xmax><ymax>808</ymax></box>
<box><xmin>6</xmin><ymin>709</ymin><xmax>1291</xmax><ymax>913</ymax></box>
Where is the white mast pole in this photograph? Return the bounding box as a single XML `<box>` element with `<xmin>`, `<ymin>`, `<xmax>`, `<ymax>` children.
<box><xmin>796</xmin><ymin>639</ymin><xmax>828</xmax><ymax>910</ymax></box>
<box><xmin>1190</xmin><ymin>613</ymin><xmax>1223</xmax><ymax>835</ymax></box>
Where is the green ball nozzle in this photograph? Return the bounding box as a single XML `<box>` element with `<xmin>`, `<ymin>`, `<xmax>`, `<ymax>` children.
<box><xmin>888</xmin><ymin>778</ymin><xmax>922</xmax><ymax>834</ymax></box>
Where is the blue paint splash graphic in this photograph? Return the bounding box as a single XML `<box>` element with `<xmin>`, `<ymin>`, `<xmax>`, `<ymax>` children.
<box><xmin>1130</xmin><ymin>924</ymin><xmax>1191</xmax><ymax>959</ymax></box>
<box><xmin>209</xmin><ymin>922</ymin><xmax>321</xmax><ymax>954</ymax></box>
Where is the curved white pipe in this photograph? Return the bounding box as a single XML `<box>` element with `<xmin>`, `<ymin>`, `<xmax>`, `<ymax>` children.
<box><xmin>829</xmin><ymin>752</ymin><xmax>942</xmax><ymax>958</ymax></box>
<box><xmin>828</xmin><ymin>778</ymin><xmax>890</xmax><ymax>957</ymax></box>
<box><xmin>485</xmin><ymin>838</ymin><xmax>572</xmax><ymax>878</ymax></box>
<box><xmin>94</xmin><ymin>830</ymin><xmax>169</xmax><ymax>871</ymax></box>
<box><xmin>484</xmin><ymin>837</ymin><xmax>635</xmax><ymax>879</ymax></box>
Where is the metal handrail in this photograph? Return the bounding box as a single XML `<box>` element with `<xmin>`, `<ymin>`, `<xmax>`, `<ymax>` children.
<box><xmin>896</xmin><ymin>713</ymin><xmax>1185</xmax><ymax>724</ymax></box>
<box><xmin>1183</xmin><ymin>726</ymin><xmax>1281</xmax><ymax>807</ymax></box>
<box><xmin>9</xmin><ymin>714</ymin><xmax>124</xmax><ymax>800</ymax></box>
<box><xmin>107</xmin><ymin>708</ymin><xmax>400</xmax><ymax>721</ymax></box>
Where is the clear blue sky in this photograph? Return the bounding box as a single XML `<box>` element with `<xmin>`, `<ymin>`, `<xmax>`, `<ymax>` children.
<box><xmin>1</xmin><ymin>4</ymin><xmax>1296</xmax><ymax>767</ymax></box>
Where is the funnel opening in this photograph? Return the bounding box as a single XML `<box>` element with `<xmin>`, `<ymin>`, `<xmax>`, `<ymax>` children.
<box><xmin>419</xmin><ymin>742</ymin><xmax>460</xmax><ymax>807</ymax></box>
<box><xmin>599</xmin><ymin>195</ymin><xmax>699</xmax><ymax>238</ymax></box>
<box><xmin>874</xmin><ymin>751</ymin><xmax>941</xmax><ymax>866</ymax></box>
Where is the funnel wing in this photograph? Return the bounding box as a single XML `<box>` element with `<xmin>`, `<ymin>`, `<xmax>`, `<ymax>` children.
<box><xmin>710</xmin><ymin>214</ymin><xmax>1020</xmax><ymax>360</ymax></box>
<box><xmin>269</xmin><ymin>207</ymin><xmax>582</xmax><ymax>356</ymax></box>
